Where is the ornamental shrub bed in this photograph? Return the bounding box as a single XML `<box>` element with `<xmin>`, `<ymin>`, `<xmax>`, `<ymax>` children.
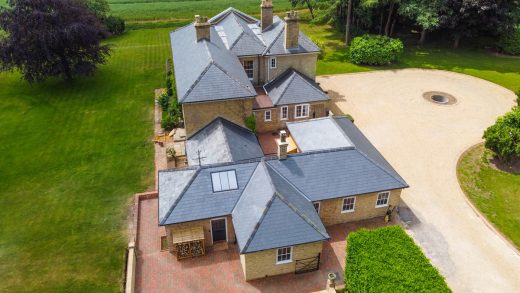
<box><xmin>345</xmin><ymin>226</ymin><xmax>451</xmax><ymax>293</ymax></box>
<box><xmin>348</xmin><ymin>34</ymin><xmax>404</xmax><ymax>65</ymax></box>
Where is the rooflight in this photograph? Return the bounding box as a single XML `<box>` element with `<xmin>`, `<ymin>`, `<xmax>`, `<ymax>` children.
<box><xmin>211</xmin><ymin>170</ymin><xmax>238</xmax><ymax>192</ymax></box>
<box><xmin>215</xmin><ymin>25</ymin><xmax>229</xmax><ymax>49</ymax></box>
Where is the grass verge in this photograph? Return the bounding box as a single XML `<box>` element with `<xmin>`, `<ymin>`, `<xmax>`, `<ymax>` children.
<box><xmin>457</xmin><ymin>143</ymin><xmax>520</xmax><ymax>249</ymax></box>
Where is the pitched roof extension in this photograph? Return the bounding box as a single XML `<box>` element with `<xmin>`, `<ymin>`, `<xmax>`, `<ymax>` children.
<box><xmin>170</xmin><ymin>24</ymin><xmax>256</xmax><ymax>103</ymax></box>
<box><xmin>264</xmin><ymin>69</ymin><xmax>330</xmax><ymax>105</ymax></box>
<box><xmin>232</xmin><ymin>161</ymin><xmax>329</xmax><ymax>253</ymax></box>
<box><xmin>186</xmin><ymin>117</ymin><xmax>264</xmax><ymax>166</ymax></box>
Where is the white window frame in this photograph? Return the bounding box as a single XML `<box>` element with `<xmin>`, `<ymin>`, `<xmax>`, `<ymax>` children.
<box><xmin>242</xmin><ymin>60</ymin><xmax>254</xmax><ymax>80</ymax></box>
<box><xmin>276</xmin><ymin>246</ymin><xmax>293</xmax><ymax>264</ymax></box>
<box><xmin>280</xmin><ymin>106</ymin><xmax>288</xmax><ymax>120</ymax></box>
<box><xmin>313</xmin><ymin>201</ymin><xmax>321</xmax><ymax>214</ymax></box>
<box><xmin>210</xmin><ymin>217</ymin><xmax>228</xmax><ymax>244</ymax></box>
<box><xmin>211</xmin><ymin>170</ymin><xmax>238</xmax><ymax>192</ymax></box>
<box><xmin>375</xmin><ymin>191</ymin><xmax>391</xmax><ymax>208</ymax></box>
<box><xmin>269</xmin><ymin>57</ymin><xmax>277</xmax><ymax>69</ymax></box>
<box><xmin>264</xmin><ymin>110</ymin><xmax>272</xmax><ymax>121</ymax></box>
<box><xmin>341</xmin><ymin>196</ymin><xmax>356</xmax><ymax>213</ymax></box>
<box><xmin>295</xmin><ymin>104</ymin><xmax>310</xmax><ymax>119</ymax></box>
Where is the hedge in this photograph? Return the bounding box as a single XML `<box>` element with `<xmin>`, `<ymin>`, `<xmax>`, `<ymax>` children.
<box><xmin>348</xmin><ymin>34</ymin><xmax>404</xmax><ymax>65</ymax></box>
<box><xmin>345</xmin><ymin>226</ymin><xmax>451</xmax><ymax>293</ymax></box>
<box><xmin>497</xmin><ymin>25</ymin><xmax>520</xmax><ymax>56</ymax></box>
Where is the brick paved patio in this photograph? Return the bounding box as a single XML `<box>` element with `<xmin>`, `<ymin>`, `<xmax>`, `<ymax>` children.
<box><xmin>135</xmin><ymin>198</ymin><xmax>393</xmax><ymax>292</ymax></box>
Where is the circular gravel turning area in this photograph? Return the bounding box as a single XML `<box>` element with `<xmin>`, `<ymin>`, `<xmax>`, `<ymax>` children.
<box><xmin>317</xmin><ymin>69</ymin><xmax>519</xmax><ymax>293</ymax></box>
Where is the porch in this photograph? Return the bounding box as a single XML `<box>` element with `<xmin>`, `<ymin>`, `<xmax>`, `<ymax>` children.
<box><xmin>136</xmin><ymin>197</ymin><xmax>396</xmax><ymax>292</ymax></box>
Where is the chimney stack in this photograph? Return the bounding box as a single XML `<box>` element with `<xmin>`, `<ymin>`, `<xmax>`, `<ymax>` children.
<box><xmin>278</xmin><ymin>130</ymin><xmax>288</xmax><ymax>160</ymax></box>
<box><xmin>261</xmin><ymin>0</ymin><xmax>273</xmax><ymax>31</ymax></box>
<box><xmin>194</xmin><ymin>15</ymin><xmax>211</xmax><ymax>42</ymax></box>
<box><xmin>284</xmin><ymin>11</ymin><xmax>299</xmax><ymax>49</ymax></box>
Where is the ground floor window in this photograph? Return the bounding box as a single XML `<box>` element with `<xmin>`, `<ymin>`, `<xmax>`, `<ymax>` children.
<box><xmin>281</xmin><ymin>106</ymin><xmax>288</xmax><ymax>120</ymax></box>
<box><xmin>295</xmin><ymin>104</ymin><xmax>309</xmax><ymax>118</ymax></box>
<box><xmin>264</xmin><ymin>110</ymin><xmax>271</xmax><ymax>121</ymax></box>
<box><xmin>342</xmin><ymin>197</ymin><xmax>356</xmax><ymax>213</ymax></box>
<box><xmin>276</xmin><ymin>246</ymin><xmax>292</xmax><ymax>264</ymax></box>
<box><xmin>376</xmin><ymin>191</ymin><xmax>390</xmax><ymax>207</ymax></box>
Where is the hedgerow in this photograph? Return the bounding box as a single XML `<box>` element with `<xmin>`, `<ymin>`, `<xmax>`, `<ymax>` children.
<box><xmin>345</xmin><ymin>226</ymin><xmax>451</xmax><ymax>293</ymax></box>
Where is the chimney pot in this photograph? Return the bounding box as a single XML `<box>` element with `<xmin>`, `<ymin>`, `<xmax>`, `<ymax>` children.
<box><xmin>277</xmin><ymin>130</ymin><xmax>288</xmax><ymax>160</ymax></box>
<box><xmin>194</xmin><ymin>15</ymin><xmax>211</xmax><ymax>42</ymax></box>
<box><xmin>284</xmin><ymin>11</ymin><xmax>299</xmax><ymax>49</ymax></box>
<box><xmin>261</xmin><ymin>0</ymin><xmax>273</xmax><ymax>31</ymax></box>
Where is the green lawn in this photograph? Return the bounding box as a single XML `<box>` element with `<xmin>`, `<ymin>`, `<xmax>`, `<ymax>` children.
<box><xmin>0</xmin><ymin>27</ymin><xmax>173</xmax><ymax>292</ymax></box>
<box><xmin>345</xmin><ymin>226</ymin><xmax>451</xmax><ymax>293</ymax></box>
<box><xmin>457</xmin><ymin>144</ymin><xmax>520</xmax><ymax>249</ymax></box>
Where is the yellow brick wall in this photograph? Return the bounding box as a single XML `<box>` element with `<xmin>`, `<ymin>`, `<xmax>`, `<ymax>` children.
<box><xmin>254</xmin><ymin>102</ymin><xmax>328</xmax><ymax>133</ymax></box>
<box><xmin>316</xmin><ymin>189</ymin><xmax>402</xmax><ymax>226</ymax></box>
<box><xmin>240</xmin><ymin>241</ymin><xmax>323</xmax><ymax>281</ymax></box>
<box><xmin>266</xmin><ymin>54</ymin><xmax>318</xmax><ymax>82</ymax></box>
<box><xmin>165</xmin><ymin>216</ymin><xmax>236</xmax><ymax>252</ymax></box>
<box><xmin>183</xmin><ymin>99</ymin><xmax>254</xmax><ymax>137</ymax></box>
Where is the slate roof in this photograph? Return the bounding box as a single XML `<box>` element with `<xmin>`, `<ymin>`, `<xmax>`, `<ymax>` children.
<box><xmin>232</xmin><ymin>162</ymin><xmax>329</xmax><ymax>253</ymax></box>
<box><xmin>159</xmin><ymin>161</ymin><xmax>258</xmax><ymax>225</ymax></box>
<box><xmin>186</xmin><ymin>117</ymin><xmax>264</xmax><ymax>166</ymax></box>
<box><xmin>170</xmin><ymin>24</ymin><xmax>256</xmax><ymax>103</ymax></box>
<box><xmin>264</xmin><ymin>69</ymin><xmax>330</xmax><ymax>105</ymax></box>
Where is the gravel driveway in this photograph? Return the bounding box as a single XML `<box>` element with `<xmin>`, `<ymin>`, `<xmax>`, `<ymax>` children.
<box><xmin>317</xmin><ymin>69</ymin><xmax>520</xmax><ymax>293</ymax></box>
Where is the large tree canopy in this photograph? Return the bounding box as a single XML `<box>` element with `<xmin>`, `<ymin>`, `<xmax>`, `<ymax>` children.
<box><xmin>0</xmin><ymin>0</ymin><xmax>110</xmax><ymax>82</ymax></box>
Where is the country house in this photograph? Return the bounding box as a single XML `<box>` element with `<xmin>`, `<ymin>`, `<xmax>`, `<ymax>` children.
<box><xmin>159</xmin><ymin>2</ymin><xmax>408</xmax><ymax>281</ymax></box>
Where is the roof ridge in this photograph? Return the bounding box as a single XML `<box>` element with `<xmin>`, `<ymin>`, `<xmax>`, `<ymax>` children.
<box><xmin>240</xmin><ymin>162</ymin><xmax>277</xmax><ymax>253</ymax></box>
<box><xmin>159</xmin><ymin>168</ymin><xmax>201</xmax><ymax>225</ymax></box>
<box><xmin>264</xmin><ymin>164</ymin><xmax>329</xmax><ymax>240</ymax></box>
<box><xmin>262</xmin><ymin>21</ymin><xmax>285</xmax><ymax>55</ymax></box>
<box><xmin>217</xmin><ymin>118</ymin><xmax>234</xmax><ymax>163</ymax></box>
<box><xmin>274</xmin><ymin>70</ymin><xmax>297</xmax><ymax>105</ymax></box>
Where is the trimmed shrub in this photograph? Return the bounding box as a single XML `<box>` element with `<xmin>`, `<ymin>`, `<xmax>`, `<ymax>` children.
<box><xmin>104</xmin><ymin>16</ymin><xmax>125</xmax><ymax>35</ymax></box>
<box><xmin>346</xmin><ymin>226</ymin><xmax>451</xmax><ymax>293</ymax></box>
<box><xmin>161</xmin><ymin>114</ymin><xmax>177</xmax><ymax>130</ymax></box>
<box><xmin>244</xmin><ymin>114</ymin><xmax>256</xmax><ymax>133</ymax></box>
<box><xmin>157</xmin><ymin>93</ymin><xmax>169</xmax><ymax>110</ymax></box>
<box><xmin>516</xmin><ymin>90</ymin><xmax>520</xmax><ymax>107</ymax></box>
<box><xmin>349</xmin><ymin>34</ymin><xmax>404</xmax><ymax>65</ymax></box>
<box><xmin>483</xmin><ymin>108</ymin><xmax>520</xmax><ymax>162</ymax></box>
<box><xmin>497</xmin><ymin>26</ymin><xmax>520</xmax><ymax>56</ymax></box>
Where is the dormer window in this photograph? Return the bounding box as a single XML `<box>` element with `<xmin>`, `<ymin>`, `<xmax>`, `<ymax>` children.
<box><xmin>269</xmin><ymin>57</ymin><xmax>277</xmax><ymax>69</ymax></box>
<box><xmin>211</xmin><ymin>170</ymin><xmax>238</xmax><ymax>192</ymax></box>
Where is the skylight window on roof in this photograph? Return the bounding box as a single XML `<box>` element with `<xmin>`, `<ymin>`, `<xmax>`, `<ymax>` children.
<box><xmin>211</xmin><ymin>170</ymin><xmax>238</xmax><ymax>192</ymax></box>
<box><xmin>215</xmin><ymin>25</ymin><xmax>229</xmax><ymax>49</ymax></box>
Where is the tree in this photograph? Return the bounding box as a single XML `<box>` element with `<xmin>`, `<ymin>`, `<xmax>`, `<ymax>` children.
<box><xmin>399</xmin><ymin>0</ymin><xmax>442</xmax><ymax>44</ymax></box>
<box><xmin>345</xmin><ymin>0</ymin><xmax>353</xmax><ymax>44</ymax></box>
<box><xmin>0</xmin><ymin>0</ymin><xmax>110</xmax><ymax>82</ymax></box>
<box><xmin>83</xmin><ymin>0</ymin><xmax>110</xmax><ymax>19</ymax></box>
<box><xmin>290</xmin><ymin>0</ymin><xmax>315</xmax><ymax>19</ymax></box>
<box><xmin>483</xmin><ymin>108</ymin><xmax>520</xmax><ymax>162</ymax></box>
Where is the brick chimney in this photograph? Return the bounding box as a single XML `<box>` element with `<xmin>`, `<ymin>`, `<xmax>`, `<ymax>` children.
<box><xmin>261</xmin><ymin>0</ymin><xmax>273</xmax><ymax>31</ymax></box>
<box><xmin>194</xmin><ymin>15</ymin><xmax>210</xmax><ymax>42</ymax></box>
<box><xmin>277</xmin><ymin>130</ymin><xmax>288</xmax><ymax>160</ymax></box>
<box><xmin>284</xmin><ymin>11</ymin><xmax>299</xmax><ymax>49</ymax></box>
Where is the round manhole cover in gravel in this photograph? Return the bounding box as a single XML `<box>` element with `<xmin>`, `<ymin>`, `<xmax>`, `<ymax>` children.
<box><xmin>423</xmin><ymin>91</ymin><xmax>457</xmax><ymax>105</ymax></box>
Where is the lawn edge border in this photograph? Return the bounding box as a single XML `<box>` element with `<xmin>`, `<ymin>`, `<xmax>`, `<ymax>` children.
<box><xmin>455</xmin><ymin>142</ymin><xmax>520</xmax><ymax>255</ymax></box>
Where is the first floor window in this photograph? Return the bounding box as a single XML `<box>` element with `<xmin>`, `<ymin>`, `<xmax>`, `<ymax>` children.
<box><xmin>270</xmin><ymin>57</ymin><xmax>277</xmax><ymax>69</ymax></box>
<box><xmin>376</xmin><ymin>191</ymin><xmax>390</xmax><ymax>207</ymax></box>
<box><xmin>265</xmin><ymin>110</ymin><xmax>271</xmax><ymax>121</ymax></box>
<box><xmin>313</xmin><ymin>202</ymin><xmax>320</xmax><ymax>214</ymax></box>
<box><xmin>280</xmin><ymin>106</ymin><xmax>288</xmax><ymax>120</ymax></box>
<box><xmin>276</xmin><ymin>246</ymin><xmax>292</xmax><ymax>264</ymax></box>
<box><xmin>242</xmin><ymin>60</ymin><xmax>254</xmax><ymax>79</ymax></box>
<box><xmin>342</xmin><ymin>197</ymin><xmax>356</xmax><ymax>213</ymax></box>
<box><xmin>295</xmin><ymin>104</ymin><xmax>309</xmax><ymax>118</ymax></box>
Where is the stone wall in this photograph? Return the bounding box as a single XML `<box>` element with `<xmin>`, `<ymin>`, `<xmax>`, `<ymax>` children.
<box><xmin>183</xmin><ymin>98</ymin><xmax>254</xmax><ymax>137</ymax></box>
<box><xmin>165</xmin><ymin>216</ymin><xmax>236</xmax><ymax>251</ymax></box>
<box><xmin>266</xmin><ymin>54</ymin><xmax>318</xmax><ymax>82</ymax></box>
<box><xmin>317</xmin><ymin>189</ymin><xmax>402</xmax><ymax>226</ymax></box>
<box><xmin>254</xmin><ymin>101</ymin><xmax>328</xmax><ymax>133</ymax></box>
<box><xmin>240</xmin><ymin>241</ymin><xmax>323</xmax><ymax>281</ymax></box>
